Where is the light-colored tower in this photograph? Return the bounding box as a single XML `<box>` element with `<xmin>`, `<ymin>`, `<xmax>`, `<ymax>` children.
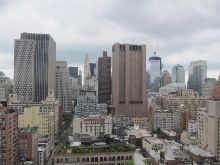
<box><xmin>84</xmin><ymin>53</ymin><xmax>90</xmax><ymax>85</ymax></box>
<box><xmin>188</xmin><ymin>60</ymin><xmax>207</xmax><ymax>96</ymax></box>
<box><xmin>207</xmin><ymin>76</ymin><xmax>220</xmax><ymax>160</ymax></box>
<box><xmin>172</xmin><ymin>64</ymin><xmax>185</xmax><ymax>83</ymax></box>
<box><xmin>14</xmin><ymin>32</ymin><xmax>56</xmax><ymax>102</ymax></box>
<box><xmin>55</xmin><ymin>61</ymin><xmax>72</xmax><ymax>113</ymax></box>
<box><xmin>112</xmin><ymin>43</ymin><xmax>147</xmax><ymax>118</ymax></box>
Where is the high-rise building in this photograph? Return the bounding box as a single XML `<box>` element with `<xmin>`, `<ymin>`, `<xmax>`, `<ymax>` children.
<box><xmin>197</xmin><ymin>76</ymin><xmax>220</xmax><ymax>160</ymax></box>
<box><xmin>75</xmin><ymin>90</ymin><xmax>107</xmax><ymax>117</ymax></box>
<box><xmin>172</xmin><ymin>64</ymin><xmax>185</xmax><ymax>83</ymax></box>
<box><xmin>112</xmin><ymin>43</ymin><xmax>146</xmax><ymax>118</ymax></box>
<box><xmin>0</xmin><ymin>106</ymin><xmax>18</xmax><ymax>165</ymax></box>
<box><xmin>56</xmin><ymin>61</ymin><xmax>72</xmax><ymax>113</ymax></box>
<box><xmin>161</xmin><ymin>70</ymin><xmax>171</xmax><ymax>86</ymax></box>
<box><xmin>148</xmin><ymin>52</ymin><xmax>162</xmax><ymax>92</ymax></box>
<box><xmin>84</xmin><ymin>53</ymin><xmax>90</xmax><ymax>83</ymax></box>
<box><xmin>98</xmin><ymin>51</ymin><xmax>111</xmax><ymax>104</ymax></box>
<box><xmin>89</xmin><ymin>63</ymin><xmax>96</xmax><ymax>77</ymax></box>
<box><xmin>202</xmin><ymin>78</ymin><xmax>217</xmax><ymax>97</ymax></box>
<box><xmin>69</xmin><ymin>67</ymin><xmax>78</xmax><ymax>78</ymax></box>
<box><xmin>83</xmin><ymin>54</ymin><xmax>98</xmax><ymax>95</ymax></box>
<box><xmin>14</xmin><ymin>32</ymin><xmax>56</xmax><ymax>102</ymax></box>
<box><xmin>187</xmin><ymin>60</ymin><xmax>207</xmax><ymax>96</ymax></box>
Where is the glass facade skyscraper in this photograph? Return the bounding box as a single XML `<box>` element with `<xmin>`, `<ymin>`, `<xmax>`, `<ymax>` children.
<box><xmin>148</xmin><ymin>54</ymin><xmax>162</xmax><ymax>92</ymax></box>
<box><xmin>187</xmin><ymin>60</ymin><xmax>207</xmax><ymax>96</ymax></box>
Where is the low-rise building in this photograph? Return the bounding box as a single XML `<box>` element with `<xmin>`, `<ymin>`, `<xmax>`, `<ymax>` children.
<box><xmin>9</xmin><ymin>89</ymin><xmax>61</xmax><ymax>136</ymax></box>
<box><xmin>132</xmin><ymin>117</ymin><xmax>149</xmax><ymax>127</ymax></box>
<box><xmin>153</xmin><ymin>109</ymin><xmax>174</xmax><ymax>131</ymax></box>
<box><xmin>73</xmin><ymin>116</ymin><xmax>112</xmax><ymax>137</ymax></box>
<box><xmin>18</xmin><ymin>127</ymin><xmax>38</xmax><ymax>163</ymax></box>
<box><xmin>142</xmin><ymin>136</ymin><xmax>164</xmax><ymax>152</ymax></box>
<box><xmin>53</xmin><ymin>143</ymin><xmax>134</xmax><ymax>165</ymax></box>
<box><xmin>112</xmin><ymin>115</ymin><xmax>130</xmax><ymax>129</ymax></box>
<box><xmin>0</xmin><ymin>106</ymin><xmax>18</xmax><ymax>165</ymax></box>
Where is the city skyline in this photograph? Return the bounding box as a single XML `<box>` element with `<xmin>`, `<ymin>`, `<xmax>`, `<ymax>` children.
<box><xmin>0</xmin><ymin>0</ymin><xmax>220</xmax><ymax>79</ymax></box>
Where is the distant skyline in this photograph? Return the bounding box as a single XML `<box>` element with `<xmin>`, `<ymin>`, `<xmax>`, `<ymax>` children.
<box><xmin>0</xmin><ymin>0</ymin><xmax>219</xmax><ymax>79</ymax></box>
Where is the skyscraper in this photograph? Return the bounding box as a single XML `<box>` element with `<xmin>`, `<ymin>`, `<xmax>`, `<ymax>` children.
<box><xmin>56</xmin><ymin>61</ymin><xmax>72</xmax><ymax>113</ymax></box>
<box><xmin>84</xmin><ymin>53</ymin><xmax>90</xmax><ymax>84</ymax></box>
<box><xmin>202</xmin><ymin>78</ymin><xmax>217</xmax><ymax>97</ymax></box>
<box><xmin>98</xmin><ymin>51</ymin><xmax>111</xmax><ymax>104</ymax></box>
<box><xmin>172</xmin><ymin>64</ymin><xmax>185</xmax><ymax>83</ymax></box>
<box><xmin>161</xmin><ymin>70</ymin><xmax>171</xmax><ymax>86</ymax></box>
<box><xmin>187</xmin><ymin>60</ymin><xmax>207</xmax><ymax>96</ymax></box>
<box><xmin>14</xmin><ymin>32</ymin><xmax>56</xmax><ymax>102</ymax></box>
<box><xmin>69</xmin><ymin>67</ymin><xmax>78</xmax><ymax>78</ymax></box>
<box><xmin>148</xmin><ymin>52</ymin><xmax>162</xmax><ymax>92</ymax></box>
<box><xmin>112</xmin><ymin>43</ymin><xmax>146</xmax><ymax>118</ymax></box>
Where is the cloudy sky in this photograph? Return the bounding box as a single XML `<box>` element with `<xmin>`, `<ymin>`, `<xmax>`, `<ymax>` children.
<box><xmin>0</xmin><ymin>0</ymin><xmax>219</xmax><ymax>79</ymax></box>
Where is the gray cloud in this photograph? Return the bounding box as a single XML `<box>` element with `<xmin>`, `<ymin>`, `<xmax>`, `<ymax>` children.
<box><xmin>0</xmin><ymin>0</ymin><xmax>219</xmax><ymax>79</ymax></box>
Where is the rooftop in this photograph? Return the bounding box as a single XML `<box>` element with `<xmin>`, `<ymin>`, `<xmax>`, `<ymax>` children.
<box><xmin>55</xmin><ymin>143</ymin><xmax>135</xmax><ymax>154</ymax></box>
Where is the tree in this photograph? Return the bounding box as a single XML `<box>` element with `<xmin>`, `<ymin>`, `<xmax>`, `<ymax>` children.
<box><xmin>143</xmin><ymin>158</ymin><xmax>153</xmax><ymax>165</ymax></box>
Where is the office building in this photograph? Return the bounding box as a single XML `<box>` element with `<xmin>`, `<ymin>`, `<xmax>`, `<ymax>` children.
<box><xmin>98</xmin><ymin>51</ymin><xmax>112</xmax><ymax>104</ymax></box>
<box><xmin>172</xmin><ymin>64</ymin><xmax>185</xmax><ymax>83</ymax></box>
<box><xmin>188</xmin><ymin>60</ymin><xmax>207</xmax><ymax>96</ymax></box>
<box><xmin>69</xmin><ymin>67</ymin><xmax>78</xmax><ymax>78</ymax></box>
<box><xmin>207</xmin><ymin>76</ymin><xmax>220</xmax><ymax>160</ymax></box>
<box><xmin>202</xmin><ymin>78</ymin><xmax>217</xmax><ymax>97</ymax></box>
<box><xmin>14</xmin><ymin>32</ymin><xmax>56</xmax><ymax>102</ymax></box>
<box><xmin>56</xmin><ymin>61</ymin><xmax>72</xmax><ymax>113</ymax></box>
<box><xmin>152</xmin><ymin>109</ymin><xmax>174</xmax><ymax>131</ymax></box>
<box><xmin>148</xmin><ymin>52</ymin><xmax>162</xmax><ymax>92</ymax></box>
<box><xmin>83</xmin><ymin>54</ymin><xmax>98</xmax><ymax>95</ymax></box>
<box><xmin>75</xmin><ymin>90</ymin><xmax>107</xmax><ymax>117</ymax></box>
<box><xmin>9</xmin><ymin>89</ymin><xmax>61</xmax><ymax>136</ymax></box>
<box><xmin>0</xmin><ymin>106</ymin><xmax>18</xmax><ymax>165</ymax></box>
<box><xmin>161</xmin><ymin>70</ymin><xmax>171</xmax><ymax>86</ymax></box>
<box><xmin>84</xmin><ymin>53</ymin><xmax>90</xmax><ymax>83</ymax></box>
<box><xmin>159</xmin><ymin>89</ymin><xmax>207</xmax><ymax>120</ymax></box>
<box><xmin>159</xmin><ymin>83</ymin><xmax>186</xmax><ymax>96</ymax></box>
<box><xmin>112</xmin><ymin>43</ymin><xmax>147</xmax><ymax>118</ymax></box>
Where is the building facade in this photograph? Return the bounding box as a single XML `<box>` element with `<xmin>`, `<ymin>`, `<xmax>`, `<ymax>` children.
<box><xmin>188</xmin><ymin>60</ymin><xmax>207</xmax><ymax>96</ymax></box>
<box><xmin>18</xmin><ymin>127</ymin><xmax>38</xmax><ymax>163</ymax></box>
<box><xmin>148</xmin><ymin>52</ymin><xmax>162</xmax><ymax>92</ymax></box>
<box><xmin>98</xmin><ymin>51</ymin><xmax>111</xmax><ymax>104</ymax></box>
<box><xmin>14</xmin><ymin>32</ymin><xmax>56</xmax><ymax>102</ymax></box>
<box><xmin>56</xmin><ymin>61</ymin><xmax>72</xmax><ymax>113</ymax></box>
<box><xmin>0</xmin><ymin>106</ymin><xmax>18</xmax><ymax>165</ymax></box>
<box><xmin>112</xmin><ymin>43</ymin><xmax>147</xmax><ymax>118</ymax></box>
<box><xmin>172</xmin><ymin>64</ymin><xmax>185</xmax><ymax>83</ymax></box>
<box><xmin>75</xmin><ymin>90</ymin><xmax>107</xmax><ymax>117</ymax></box>
<box><xmin>73</xmin><ymin>116</ymin><xmax>112</xmax><ymax>137</ymax></box>
<box><xmin>202</xmin><ymin>78</ymin><xmax>217</xmax><ymax>97</ymax></box>
<box><xmin>161</xmin><ymin>70</ymin><xmax>171</xmax><ymax>86</ymax></box>
<box><xmin>69</xmin><ymin>67</ymin><xmax>78</xmax><ymax>78</ymax></box>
